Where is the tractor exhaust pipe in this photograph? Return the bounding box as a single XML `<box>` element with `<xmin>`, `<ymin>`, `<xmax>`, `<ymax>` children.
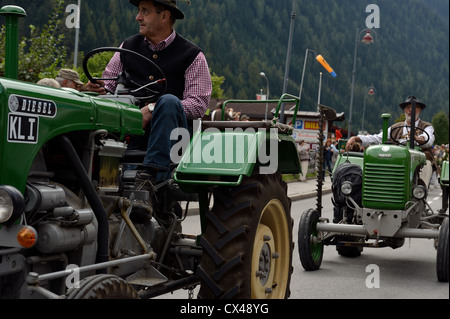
<box><xmin>0</xmin><ymin>5</ymin><xmax>26</xmax><ymax>79</ymax></box>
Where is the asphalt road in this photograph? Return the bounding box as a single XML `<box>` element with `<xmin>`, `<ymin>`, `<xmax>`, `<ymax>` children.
<box><xmin>156</xmin><ymin>186</ymin><xmax>449</xmax><ymax>299</ymax></box>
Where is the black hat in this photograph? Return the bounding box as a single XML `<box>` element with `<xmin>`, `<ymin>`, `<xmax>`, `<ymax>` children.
<box><xmin>399</xmin><ymin>95</ymin><xmax>426</xmax><ymax>110</ymax></box>
<box><xmin>129</xmin><ymin>0</ymin><xmax>184</xmax><ymax>20</ymax></box>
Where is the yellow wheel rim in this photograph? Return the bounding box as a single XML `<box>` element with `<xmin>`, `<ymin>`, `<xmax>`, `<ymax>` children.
<box><xmin>251</xmin><ymin>199</ymin><xmax>290</xmax><ymax>299</ymax></box>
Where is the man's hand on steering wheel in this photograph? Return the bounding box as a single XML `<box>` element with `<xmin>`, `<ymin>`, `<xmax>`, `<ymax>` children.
<box><xmin>85</xmin><ymin>79</ymin><xmax>107</xmax><ymax>95</ymax></box>
<box><xmin>83</xmin><ymin>47</ymin><xmax>167</xmax><ymax>104</ymax></box>
<box><xmin>391</xmin><ymin>125</ymin><xmax>430</xmax><ymax>146</ymax></box>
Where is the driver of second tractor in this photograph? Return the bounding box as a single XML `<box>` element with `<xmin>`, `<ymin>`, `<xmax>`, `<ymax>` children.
<box><xmin>86</xmin><ymin>0</ymin><xmax>212</xmax><ymax>189</ymax></box>
<box><xmin>346</xmin><ymin>95</ymin><xmax>435</xmax><ymax>188</ymax></box>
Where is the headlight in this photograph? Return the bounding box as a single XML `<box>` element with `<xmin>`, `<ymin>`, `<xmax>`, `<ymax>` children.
<box><xmin>0</xmin><ymin>189</ymin><xmax>14</xmax><ymax>222</ymax></box>
<box><xmin>341</xmin><ymin>181</ymin><xmax>353</xmax><ymax>195</ymax></box>
<box><xmin>412</xmin><ymin>185</ymin><xmax>427</xmax><ymax>200</ymax></box>
<box><xmin>0</xmin><ymin>186</ymin><xmax>25</xmax><ymax>226</ymax></box>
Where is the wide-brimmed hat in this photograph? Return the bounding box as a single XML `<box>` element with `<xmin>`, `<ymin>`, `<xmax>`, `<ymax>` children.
<box><xmin>399</xmin><ymin>95</ymin><xmax>426</xmax><ymax>110</ymax></box>
<box><xmin>56</xmin><ymin>69</ymin><xmax>83</xmax><ymax>85</ymax></box>
<box><xmin>129</xmin><ymin>0</ymin><xmax>184</xmax><ymax>19</ymax></box>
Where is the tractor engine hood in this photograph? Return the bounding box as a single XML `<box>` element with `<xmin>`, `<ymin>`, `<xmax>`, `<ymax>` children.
<box><xmin>0</xmin><ymin>77</ymin><xmax>143</xmax><ymax>192</ymax></box>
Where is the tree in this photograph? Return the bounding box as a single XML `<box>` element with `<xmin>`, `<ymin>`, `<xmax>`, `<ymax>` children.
<box><xmin>211</xmin><ymin>71</ymin><xmax>225</xmax><ymax>99</ymax></box>
<box><xmin>432</xmin><ymin>111</ymin><xmax>449</xmax><ymax>145</ymax></box>
<box><xmin>395</xmin><ymin>113</ymin><xmax>406</xmax><ymax>123</ymax></box>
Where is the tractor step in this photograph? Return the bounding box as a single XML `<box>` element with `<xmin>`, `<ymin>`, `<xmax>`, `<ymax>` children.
<box><xmin>126</xmin><ymin>265</ymin><xmax>168</xmax><ymax>287</ymax></box>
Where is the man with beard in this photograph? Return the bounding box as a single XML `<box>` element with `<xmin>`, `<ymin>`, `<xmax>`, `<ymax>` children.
<box><xmin>346</xmin><ymin>95</ymin><xmax>435</xmax><ymax>187</ymax></box>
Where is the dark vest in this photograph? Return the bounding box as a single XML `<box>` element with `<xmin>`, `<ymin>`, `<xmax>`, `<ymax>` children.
<box><xmin>121</xmin><ymin>33</ymin><xmax>201</xmax><ymax>101</ymax></box>
<box><xmin>390</xmin><ymin>120</ymin><xmax>435</xmax><ymax>163</ymax></box>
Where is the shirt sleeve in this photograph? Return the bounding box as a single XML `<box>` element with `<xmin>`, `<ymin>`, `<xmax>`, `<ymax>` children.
<box><xmin>359</xmin><ymin>131</ymin><xmax>384</xmax><ymax>147</ymax></box>
<box><xmin>181</xmin><ymin>51</ymin><xmax>212</xmax><ymax>119</ymax></box>
<box><xmin>102</xmin><ymin>43</ymin><xmax>124</xmax><ymax>93</ymax></box>
<box><xmin>421</xmin><ymin>125</ymin><xmax>435</xmax><ymax>148</ymax></box>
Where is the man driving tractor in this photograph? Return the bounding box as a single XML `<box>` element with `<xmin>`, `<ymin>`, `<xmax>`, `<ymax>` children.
<box><xmin>346</xmin><ymin>95</ymin><xmax>435</xmax><ymax>188</ymax></box>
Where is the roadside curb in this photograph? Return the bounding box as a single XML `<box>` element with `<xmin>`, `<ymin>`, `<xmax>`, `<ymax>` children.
<box><xmin>289</xmin><ymin>188</ymin><xmax>333</xmax><ymax>202</ymax></box>
<box><xmin>183</xmin><ymin>182</ymin><xmax>333</xmax><ymax>215</ymax></box>
<box><xmin>285</xmin><ymin>177</ymin><xmax>333</xmax><ymax>202</ymax></box>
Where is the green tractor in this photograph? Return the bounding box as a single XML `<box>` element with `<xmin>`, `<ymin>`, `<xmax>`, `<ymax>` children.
<box><xmin>0</xmin><ymin>6</ymin><xmax>300</xmax><ymax>299</ymax></box>
<box><xmin>298</xmin><ymin>107</ymin><xmax>449</xmax><ymax>282</ymax></box>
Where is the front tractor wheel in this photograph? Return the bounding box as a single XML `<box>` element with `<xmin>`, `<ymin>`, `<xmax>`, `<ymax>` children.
<box><xmin>197</xmin><ymin>173</ymin><xmax>293</xmax><ymax>299</ymax></box>
<box><xmin>298</xmin><ymin>209</ymin><xmax>323</xmax><ymax>271</ymax></box>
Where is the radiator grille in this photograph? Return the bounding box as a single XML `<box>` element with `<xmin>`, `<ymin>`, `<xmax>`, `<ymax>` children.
<box><xmin>363</xmin><ymin>163</ymin><xmax>407</xmax><ymax>207</ymax></box>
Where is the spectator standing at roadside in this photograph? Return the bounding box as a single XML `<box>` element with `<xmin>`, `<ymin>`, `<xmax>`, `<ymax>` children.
<box><xmin>297</xmin><ymin>140</ymin><xmax>309</xmax><ymax>182</ymax></box>
<box><xmin>322</xmin><ymin>139</ymin><xmax>333</xmax><ymax>181</ymax></box>
<box><xmin>331</xmin><ymin>140</ymin><xmax>339</xmax><ymax>164</ymax></box>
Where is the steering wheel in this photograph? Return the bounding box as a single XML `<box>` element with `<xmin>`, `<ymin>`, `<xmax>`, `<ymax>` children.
<box><xmin>390</xmin><ymin>125</ymin><xmax>430</xmax><ymax>146</ymax></box>
<box><xmin>82</xmin><ymin>47</ymin><xmax>167</xmax><ymax>104</ymax></box>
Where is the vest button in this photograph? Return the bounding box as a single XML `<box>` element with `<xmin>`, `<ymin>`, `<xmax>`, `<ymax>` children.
<box><xmin>153</xmin><ymin>54</ymin><xmax>158</xmax><ymax>59</ymax></box>
<box><xmin>149</xmin><ymin>75</ymin><xmax>154</xmax><ymax>80</ymax></box>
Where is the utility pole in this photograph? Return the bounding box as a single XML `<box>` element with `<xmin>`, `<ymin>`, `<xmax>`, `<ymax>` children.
<box><xmin>280</xmin><ymin>0</ymin><xmax>296</xmax><ymax>124</ymax></box>
<box><xmin>73</xmin><ymin>0</ymin><xmax>81</xmax><ymax>68</ymax></box>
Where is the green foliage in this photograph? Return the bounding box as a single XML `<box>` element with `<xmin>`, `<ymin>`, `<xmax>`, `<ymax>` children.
<box><xmin>0</xmin><ymin>0</ymin><xmax>68</xmax><ymax>82</ymax></box>
<box><xmin>395</xmin><ymin>113</ymin><xmax>406</xmax><ymax>123</ymax></box>
<box><xmin>432</xmin><ymin>112</ymin><xmax>449</xmax><ymax>145</ymax></box>
<box><xmin>211</xmin><ymin>71</ymin><xmax>225</xmax><ymax>99</ymax></box>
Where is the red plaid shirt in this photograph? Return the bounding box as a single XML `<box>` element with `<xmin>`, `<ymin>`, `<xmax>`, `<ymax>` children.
<box><xmin>103</xmin><ymin>30</ymin><xmax>212</xmax><ymax>119</ymax></box>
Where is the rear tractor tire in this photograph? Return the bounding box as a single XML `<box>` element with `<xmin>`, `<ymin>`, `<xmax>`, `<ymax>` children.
<box><xmin>197</xmin><ymin>172</ymin><xmax>293</xmax><ymax>299</ymax></box>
